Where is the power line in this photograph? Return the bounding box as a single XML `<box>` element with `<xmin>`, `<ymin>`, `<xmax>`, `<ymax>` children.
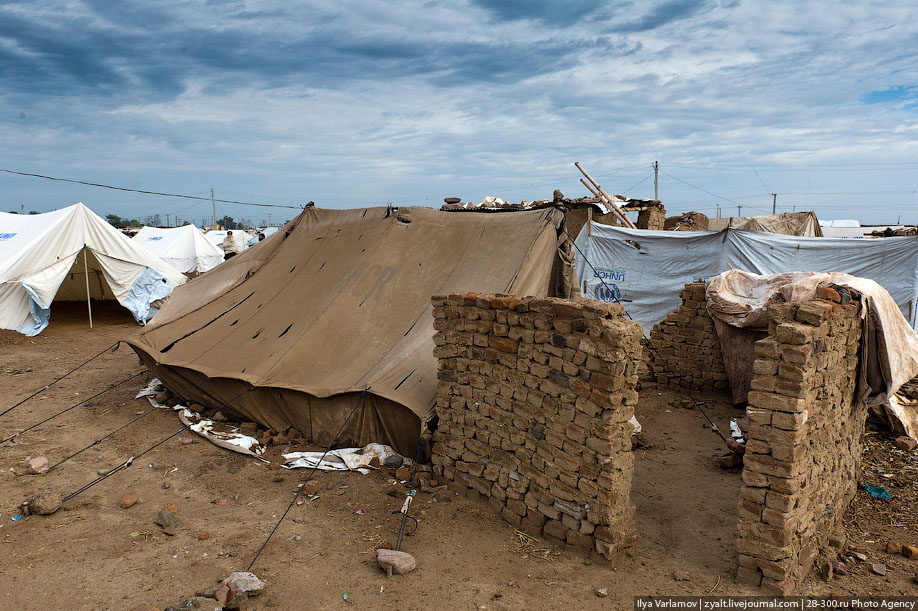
<box><xmin>658</xmin><ymin>170</ymin><xmax>748</xmax><ymax>207</ymax></box>
<box><xmin>0</xmin><ymin>168</ymin><xmax>302</xmax><ymax>210</ymax></box>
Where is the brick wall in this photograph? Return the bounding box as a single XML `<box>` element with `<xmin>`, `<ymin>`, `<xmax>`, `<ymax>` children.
<box><xmin>644</xmin><ymin>282</ymin><xmax>728</xmax><ymax>391</ymax></box>
<box><xmin>430</xmin><ymin>293</ymin><xmax>642</xmax><ymax>560</ymax></box>
<box><xmin>736</xmin><ymin>290</ymin><xmax>865</xmax><ymax>594</ymax></box>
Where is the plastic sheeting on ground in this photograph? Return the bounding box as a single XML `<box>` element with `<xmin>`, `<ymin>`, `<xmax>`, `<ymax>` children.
<box><xmin>136</xmin><ymin>378</ymin><xmax>403</xmax><ymax>471</ymax></box>
<box><xmin>705</xmin><ymin>270</ymin><xmax>918</xmax><ymax>438</ymax></box>
<box><xmin>574</xmin><ymin>223</ymin><xmax>918</xmax><ymax>334</ymax></box>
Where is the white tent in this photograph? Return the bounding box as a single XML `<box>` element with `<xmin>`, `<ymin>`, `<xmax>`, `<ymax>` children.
<box><xmin>133</xmin><ymin>225</ymin><xmax>224</xmax><ymax>274</ymax></box>
<box><xmin>204</xmin><ymin>229</ymin><xmax>253</xmax><ymax>253</ymax></box>
<box><xmin>0</xmin><ymin>203</ymin><xmax>187</xmax><ymax>335</ymax></box>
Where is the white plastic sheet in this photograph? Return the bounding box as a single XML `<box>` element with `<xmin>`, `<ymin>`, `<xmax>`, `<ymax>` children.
<box><xmin>574</xmin><ymin>224</ymin><xmax>918</xmax><ymax>335</ymax></box>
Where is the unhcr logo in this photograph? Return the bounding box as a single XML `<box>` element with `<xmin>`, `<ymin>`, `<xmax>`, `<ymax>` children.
<box><xmin>0</xmin><ymin>233</ymin><xmax>16</xmax><ymax>241</ymax></box>
<box><xmin>593</xmin><ymin>283</ymin><xmax>620</xmax><ymax>303</ymax></box>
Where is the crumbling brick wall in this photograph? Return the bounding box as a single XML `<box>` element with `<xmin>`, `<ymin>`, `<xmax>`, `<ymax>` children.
<box><xmin>736</xmin><ymin>290</ymin><xmax>865</xmax><ymax>594</ymax></box>
<box><xmin>430</xmin><ymin>293</ymin><xmax>642</xmax><ymax>560</ymax></box>
<box><xmin>644</xmin><ymin>282</ymin><xmax>728</xmax><ymax>391</ymax></box>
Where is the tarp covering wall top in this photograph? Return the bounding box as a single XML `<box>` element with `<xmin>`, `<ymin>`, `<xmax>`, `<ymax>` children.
<box><xmin>706</xmin><ymin>270</ymin><xmax>918</xmax><ymax>438</ymax></box>
<box><xmin>0</xmin><ymin>203</ymin><xmax>188</xmax><ymax>335</ymax></box>
<box><xmin>127</xmin><ymin>206</ymin><xmax>568</xmax><ymax>454</ymax></box>
<box><xmin>708</xmin><ymin>211</ymin><xmax>822</xmax><ymax>237</ymax></box>
<box><xmin>133</xmin><ymin>225</ymin><xmax>225</xmax><ymax>274</ymax></box>
<box><xmin>574</xmin><ymin>223</ymin><xmax>918</xmax><ymax>334</ymax></box>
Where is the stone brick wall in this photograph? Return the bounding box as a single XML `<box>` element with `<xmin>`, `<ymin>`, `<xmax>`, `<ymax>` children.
<box><xmin>430</xmin><ymin>293</ymin><xmax>642</xmax><ymax>560</ymax></box>
<box><xmin>644</xmin><ymin>282</ymin><xmax>728</xmax><ymax>391</ymax></box>
<box><xmin>736</xmin><ymin>290</ymin><xmax>865</xmax><ymax>594</ymax></box>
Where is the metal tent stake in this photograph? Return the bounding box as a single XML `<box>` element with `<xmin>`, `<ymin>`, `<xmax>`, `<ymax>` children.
<box><xmin>83</xmin><ymin>248</ymin><xmax>93</xmax><ymax>329</ymax></box>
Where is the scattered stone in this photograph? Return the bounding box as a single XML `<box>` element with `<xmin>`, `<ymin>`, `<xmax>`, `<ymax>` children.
<box><xmin>154</xmin><ymin>391</ymin><xmax>172</xmax><ymax>404</ymax></box>
<box><xmin>851</xmin><ymin>552</ymin><xmax>868</xmax><ymax>562</ymax></box>
<box><xmin>222</xmin><ymin>571</ymin><xmax>265</xmax><ymax>608</ymax></box>
<box><xmin>894</xmin><ymin>436</ymin><xmax>917</xmax><ymax>451</ymax></box>
<box><xmin>903</xmin><ymin>544</ymin><xmax>918</xmax><ymax>559</ymax></box>
<box><xmin>394</xmin><ymin>467</ymin><xmax>412</xmax><ymax>481</ymax></box>
<box><xmin>672</xmin><ymin>571</ymin><xmax>690</xmax><ymax>581</ymax></box>
<box><xmin>162</xmin><ymin>502</ymin><xmax>178</xmax><ymax>514</ymax></box>
<box><xmin>162</xmin><ymin>481</ymin><xmax>171</xmax><ymax>489</ymax></box>
<box><xmin>180</xmin><ymin>437</ymin><xmax>196</xmax><ymax>445</ymax></box>
<box><xmin>595</xmin><ymin>587</ymin><xmax>609</xmax><ymax>597</ymax></box>
<box><xmin>197</xmin><ymin>531</ymin><xmax>210</xmax><ymax>540</ymax></box>
<box><xmin>155</xmin><ymin>509</ymin><xmax>179</xmax><ymax>536</ymax></box>
<box><xmin>822</xmin><ymin>561</ymin><xmax>834</xmax><ymax>580</ymax></box>
<box><xmin>211</xmin><ymin>411</ymin><xmax>226</xmax><ymax>422</ymax></box>
<box><xmin>238</xmin><ymin>422</ymin><xmax>258</xmax><ymax>436</ymax></box>
<box><xmin>871</xmin><ymin>563</ymin><xmax>887</xmax><ymax>576</ymax></box>
<box><xmin>376</xmin><ymin>548</ymin><xmax>416</xmax><ymax>575</ymax></box>
<box><xmin>301</xmin><ymin>480</ymin><xmax>320</xmax><ymax>495</ymax></box>
<box><xmin>886</xmin><ymin>540</ymin><xmax>902</xmax><ymax>555</ymax></box>
<box><xmin>717</xmin><ymin>453</ymin><xmax>743</xmax><ymax>469</ymax></box>
<box><xmin>27</xmin><ymin>456</ymin><xmax>49</xmax><ymax>474</ymax></box>
<box><xmin>830</xmin><ymin>561</ymin><xmax>848</xmax><ymax>576</ymax></box>
<box><xmin>387</xmin><ymin>483</ymin><xmax>409</xmax><ymax>497</ymax></box>
<box><xmin>27</xmin><ymin>492</ymin><xmax>62</xmax><ymax>515</ymax></box>
<box><xmin>121</xmin><ymin>495</ymin><xmax>138</xmax><ymax>509</ymax></box>
<box><xmin>384</xmin><ymin>455</ymin><xmax>404</xmax><ymax>469</ymax></box>
<box><xmin>97</xmin><ymin>468</ymin><xmax>111</xmax><ymax>476</ymax></box>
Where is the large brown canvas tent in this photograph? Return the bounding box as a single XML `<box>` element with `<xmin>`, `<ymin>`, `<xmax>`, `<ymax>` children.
<box><xmin>127</xmin><ymin>205</ymin><xmax>573</xmax><ymax>455</ymax></box>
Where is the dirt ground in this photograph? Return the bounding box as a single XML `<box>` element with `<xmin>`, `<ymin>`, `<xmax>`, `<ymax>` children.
<box><xmin>0</xmin><ymin>302</ymin><xmax>914</xmax><ymax>609</ymax></box>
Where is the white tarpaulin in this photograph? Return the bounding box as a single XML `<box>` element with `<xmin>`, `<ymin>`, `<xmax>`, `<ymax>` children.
<box><xmin>574</xmin><ymin>223</ymin><xmax>918</xmax><ymax>334</ymax></box>
<box><xmin>0</xmin><ymin>203</ymin><xmax>187</xmax><ymax>335</ymax></box>
<box><xmin>133</xmin><ymin>225</ymin><xmax>224</xmax><ymax>274</ymax></box>
<box><xmin>706</xmin><ymin>270</ymin><xmax>918</xmax><ymax>438</ymax></box>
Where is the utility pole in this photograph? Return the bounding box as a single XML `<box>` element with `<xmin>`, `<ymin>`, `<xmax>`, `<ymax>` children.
<box><xmin>20</xmin><ymin>203</ymin><xmax>24</xmax><ymax>214</ymax></box>
<box><xmin>653</xmin><ymin>161</ymin><xmax>659</xmax><ymax>201</ymax></box>
<box><xmin>166</xmin><ymin>213</ymin><xmax>170</xmax><ymax>227</ymax></box>
<box><xmin>211</xmin><ymin>188</ymin><xmax>216</xmax><ymax>230</ymax></box>
<box><xmin>772</xmin><ymin>193</ymin><xmax>777</xmax><ymax>215</ymax></box>
<box><xmin>737</xmin><ymin>205</ymin><xmax>743</xmax><ymax>217</ymax></box>
<box><xmin>716</xmin><ymin>203</ymin><xmax>720</xmax><ymax>218</ymax></box>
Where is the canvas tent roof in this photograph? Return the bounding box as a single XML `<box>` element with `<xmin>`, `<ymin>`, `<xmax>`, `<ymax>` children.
<box><xmin>133</xmin><ymin>225</ymin><xmax>224</xmax><ymax>274</ymax></box>
<box><xmin>127</xmin><ymin>205</ymin><xmax>571</xmax><ymax>455</ymax></box>
<box><xmin>574</xmin><ymin>223</ymin><xmax>918</xmax><ymax>334</ymax></box>
<box><xmin>0</xmin><ymin>202</ymin><xmax>187</xmax><ymax>335</ymax></box>
<box><xmin>707</xmin><ymin>211</ymin><xmax>822</xmax><ymax>237</ymax></box>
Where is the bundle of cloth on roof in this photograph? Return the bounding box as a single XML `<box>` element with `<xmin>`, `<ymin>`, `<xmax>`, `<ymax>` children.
<box><xmin>126</xmin><ymin>205</ymin><xmax>577</xmax><ymax>455</ymax></box>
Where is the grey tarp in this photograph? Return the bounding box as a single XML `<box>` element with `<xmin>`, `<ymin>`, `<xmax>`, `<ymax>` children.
<box><xmin>574</xmin><ymin>223</ymin><xmax>918</xmax><ymax>335</ymax></box>
<box><xmin>127</xmin><ymin>206</ymin><xmax>572</xmax><ymax>455</ymax></box>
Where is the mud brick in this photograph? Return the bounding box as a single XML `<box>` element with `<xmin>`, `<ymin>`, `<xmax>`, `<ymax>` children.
<box><xmin>543</xmin><ymin>519</ymin><xmax>569</xmax><ymax>541</ymax></box>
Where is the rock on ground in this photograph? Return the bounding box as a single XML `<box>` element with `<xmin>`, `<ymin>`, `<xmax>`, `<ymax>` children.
<box><xmin>376</xmin><ymin>548</ymin><xmax>416</xmax><ymax>575</ymax></box>
<box><xmin>27</xmin><ymin>492</ymin><xmax>62</xmax><ymax>515</ymax></box>
<box><xmin>894</xmin><ymin>436</ymin><xmax>917</xmax><ymax>451</ymax></box>
<box><xmin>28</xmin><ymin>456</ymin><xmax>50</xmax><ymax>474</ymax></box>
<box><xmin>154</xmin><ymin>509</ymin><xmax>179</xmax><ymax>536</ymax></box>
<box><xmin>222</xmin><ymin>571</ymin><xmax>265</xmax><ymax>608</ymax></box>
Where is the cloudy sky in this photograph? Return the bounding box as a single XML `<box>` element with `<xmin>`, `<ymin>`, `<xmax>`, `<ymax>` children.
<box><xmin>1</xmin><ymin>0</ymin><xmax>917</xmax><ymax>226</ymax></box>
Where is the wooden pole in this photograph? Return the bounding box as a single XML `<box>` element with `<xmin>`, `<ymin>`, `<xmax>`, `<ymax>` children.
<box><xmin>587</xmin><ymin>206</ymin><xmax>592</xmax><ymax>236</ymax></box>
<box><xmin>578</xmin><ymin>178</ymin><xmax>635</xmax><ymax>229</ymax></box>
<box><xmin>574</xmin><ymin>163</ymin><xmax>637</xmax><ymax>228</ymax></box>
<box><xmin>83</xmin><ymin>248</ymin><xmax>93</xmax><ymax>329</ymax></box>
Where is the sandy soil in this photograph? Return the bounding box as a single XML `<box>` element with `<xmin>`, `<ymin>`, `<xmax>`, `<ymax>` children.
<box><xmin>0</xmin><ymin>302</ymin><xmax>914</xmax><ymax>610</ymax></box>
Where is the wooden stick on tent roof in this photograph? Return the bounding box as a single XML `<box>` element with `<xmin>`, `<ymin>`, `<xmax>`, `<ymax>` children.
<box><xmin>574</xmin><ymin>162</ymin><xmax>637</xmax><ymax>229</ymax></box>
